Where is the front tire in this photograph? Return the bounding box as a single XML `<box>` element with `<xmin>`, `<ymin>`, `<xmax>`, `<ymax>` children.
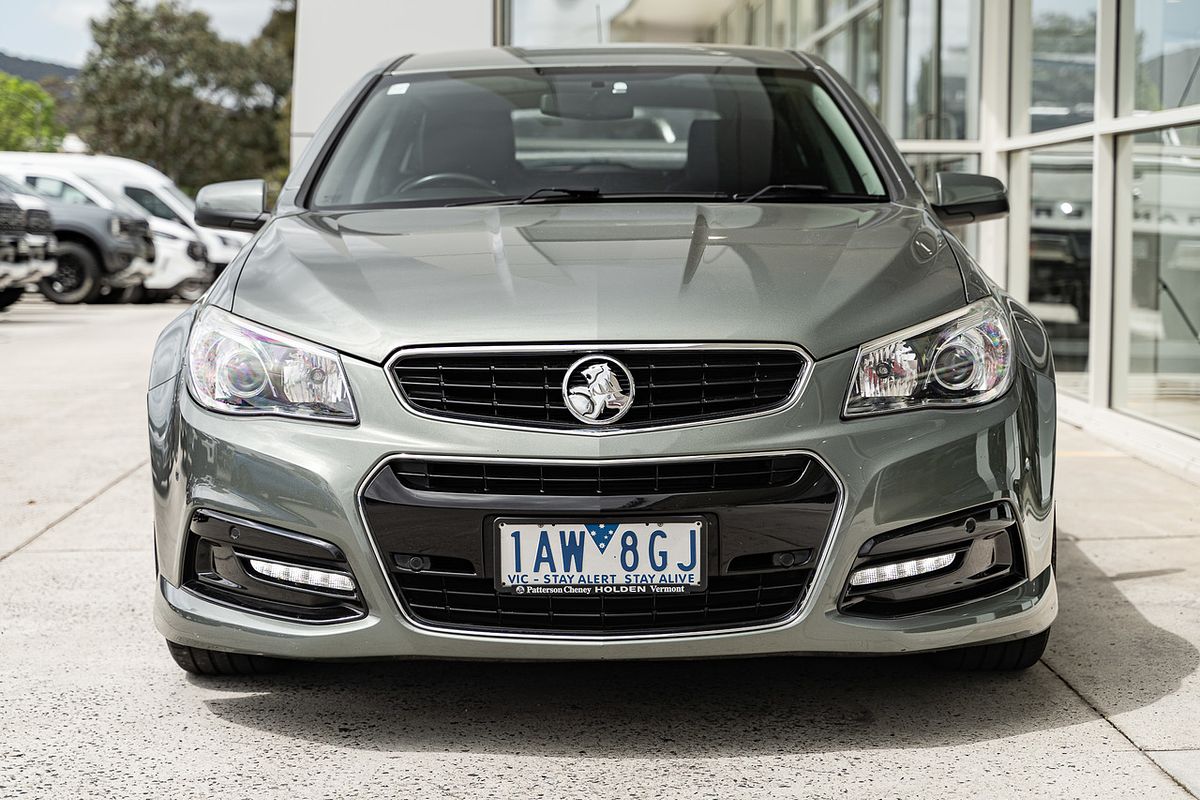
<box><xmin>931</xmin><ymin>628</ymin><xmax>1050</xmax><ymax>671</ymax></box>
<box><xmin>39</xmin><ymin>242</ymin><xmax>103</xmax><ymax>304</ymax></box>
<box><xmin>165</xmin><ymin>641</ymin><xmax>282</xmax><ymax>676</ymax></box>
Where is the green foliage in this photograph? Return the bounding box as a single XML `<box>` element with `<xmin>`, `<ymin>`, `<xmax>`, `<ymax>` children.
<box><xmin>0</xmin><ymin>72</ymin><xmax>65</xmax><ymax>151</ymax></box>
<box><xmin>256</xmin><ymin>0</ymin><xmax>296</xmax><ymax>193</ymax></box>
<box><xmin>76</xmin><ymin>0</ymin><xmax>294</xmax><ymax>194</ymax></box>
<box><xmin>1031</xmin><ymin>11</ymin><xmax>1097</xmax><ymax>55</ymax></box>
<box><xmin>1028</xmin><ymin>11</ymin><xmax>1098</xmax><ymax>115</ymax></box>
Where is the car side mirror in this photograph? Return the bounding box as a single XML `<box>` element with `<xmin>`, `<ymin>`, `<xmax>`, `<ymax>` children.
<box><xmin>195</xmin><ymin>179</ymin><xmax>269</xmax><ymax>231</ymax></box>
<box><xmin>931</xmin><ymin>172</ymin><xmax>1009</xmax><ymax>225</ymax></box>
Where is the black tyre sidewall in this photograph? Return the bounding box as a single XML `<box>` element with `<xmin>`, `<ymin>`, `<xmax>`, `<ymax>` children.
<box><xmin>39</xmin><ymin>242</ymin><xmax>104</xmax><ymax>304</ymax></box>
<box><xmin>165</xmin><ymin>641</ymin><xmax>281</xmax><ymax>676</ymax></box>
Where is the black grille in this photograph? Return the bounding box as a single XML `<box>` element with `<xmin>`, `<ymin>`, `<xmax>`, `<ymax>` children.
<box><xmin>391</xmin><ymin>453</ymin><xmax>818</xmax><ymax>496</ymax></box>
<box><xmin>392</xmin><ymin>348</ymin><xmax>806</xmax><ymax>429</ymax></box>
<box><xmin>0</xmin><ymin>201</ymin><xmax>21</xmax><ymax>235</ymax></box>
<box><xmin>392</xmin><ymin>570</ymin><xmax>810</xmax><ymax>634</ymax></box>
<box><xmin>25</xmin><ymin>209</ymin><xmax>52</xmax><ymax>234</ymax></box>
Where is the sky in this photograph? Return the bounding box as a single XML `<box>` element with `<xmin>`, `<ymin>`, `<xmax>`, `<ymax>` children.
<box><xmin>0</xmin><ymin>0</ymin><xmax>276</xmax><ymax>67</ymax></box>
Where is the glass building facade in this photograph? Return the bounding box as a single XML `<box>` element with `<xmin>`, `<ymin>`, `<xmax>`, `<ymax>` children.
<box><xmin>502</xmin><ymin>0</ymin><xmax>1200</xmax><ymax>460</ymax></box>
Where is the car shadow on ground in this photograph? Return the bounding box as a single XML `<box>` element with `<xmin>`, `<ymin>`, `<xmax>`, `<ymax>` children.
<box><xmin>197</xmin><ymin>538</ymin><xmax>1196</xmax><ymax>756</ymax></box>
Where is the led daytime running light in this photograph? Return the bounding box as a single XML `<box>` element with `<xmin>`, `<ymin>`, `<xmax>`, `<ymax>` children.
<box><xmin>849</xmin><ymin>553</ymin><xmax>956</xmax><ymax>587</ymax></box>
<box><xmin>247</xmin><ymin>558</ymin><xmax>356</xmax><ymax>593</ymax></box>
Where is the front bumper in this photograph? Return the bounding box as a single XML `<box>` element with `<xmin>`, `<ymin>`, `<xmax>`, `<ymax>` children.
<box><xmin>109</xmin><ymin>257</ymin><xmax>155</xmax><ymax>288</ymax></box>
<box><xmin>151</xmin><ymin>347</ymin><xmax>1057</xmax><ymax>660</ymax></box>
<box><xmin>0</xmin><ymin>263</ymin><xmax>20</xmax><ymax>290</ymax></box>
<box><xmin>25</xmin><ymin>258</ymin><xmax>57</xmax><ymax>282</ymax></box>
<box><xmin>0</xmin><ymin>255</ymin><xmax>54</xmax><ymax>289</ymax></box>
<box><xmin>143</xmin><ymin>246</ymin><xmax>209</xmax><ymax>291</ymax></box>
<box><xmin>20</xmin><ymin>235</ymin><xmax>57</xmax><ymax>282</ymax></box>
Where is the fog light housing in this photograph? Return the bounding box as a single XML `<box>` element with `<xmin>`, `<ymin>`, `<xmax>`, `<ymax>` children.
<box><xmin>247</xmin><ymin>557</ymin><xmax>356</xmax><ymax>593</ymax></box>
<box><xmin>184</xmin><ymin>510</ymin><xmax>367</xmax><ymax>623</ymax></box>
<box><xmin>849</xmin><ymin>553</ymin><xmax>956</xmax><ymax>587</ymax></box>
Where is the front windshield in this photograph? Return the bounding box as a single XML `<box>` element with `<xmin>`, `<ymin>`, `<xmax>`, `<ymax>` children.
<box><xmin>74</xmin><ymin>173</ymin><xmax>150</xmax><ymax>219</ymax></box>
<box><xmin>162</xmin><ymin>182</ymin><xmax>196</xmax><ymax>211</ymax></box>
<box><xmin>0</xmin><ymin>175</ymin><xmax>40</xmax><ymax>197</ymax></box>
<box><xmin>312</xmin><ymin>67</ymin><xmax>887</xmax><ymax>209</ymax></box>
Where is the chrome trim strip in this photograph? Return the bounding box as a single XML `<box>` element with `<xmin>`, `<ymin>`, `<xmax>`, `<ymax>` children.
<box><xmin>384</xmin><ymin>342</ymin><xmax>815</xmax><ymax>437</ymax></box>
<box><xmin>354</xmin><ymin>449</ymin><xmax>846</xmax><ymax>643</ymax></box>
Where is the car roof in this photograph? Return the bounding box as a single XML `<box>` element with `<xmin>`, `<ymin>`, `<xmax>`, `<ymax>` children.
<box><xmin>0</xmin><ymin>162</ymin><xmax>98</xmax><ymax>185</ymax></box>
<box><xmin>0</xmin><ymin>152</ymin><xmax>171</xmax><ymax>186</ymax></box>
<box><xmin>389</xmin><ymin>45</ymin><xmax>810</xmax><ymax>75</ymax></box>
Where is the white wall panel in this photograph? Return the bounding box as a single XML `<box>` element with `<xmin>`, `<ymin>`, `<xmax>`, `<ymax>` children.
<box><xmin>290</xmin><ymin>0</ymin><xmax>494</xmax><ymax>164</ymax></box>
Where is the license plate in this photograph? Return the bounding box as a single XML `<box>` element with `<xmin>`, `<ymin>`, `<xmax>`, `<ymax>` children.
<box><xmin>496</xmin><ymin>519</ymin><xmax>706</xmax><ymax>596</ymax></box>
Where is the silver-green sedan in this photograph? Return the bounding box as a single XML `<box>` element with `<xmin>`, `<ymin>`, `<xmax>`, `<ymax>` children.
<box><xmin>149</xmin><ymin>46</ymin><xmax>1057</xmax><ymax>676</ymax></box>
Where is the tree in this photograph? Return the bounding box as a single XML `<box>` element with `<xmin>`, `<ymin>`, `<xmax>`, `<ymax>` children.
<box><xmin>0</xmin><ymin>72</ymin><xmax>65</xmax><ymax>151</ymax></box>
<box><xmin>252</xmin><ymin>0</ymin><xmax>297</xmax><ymax>189</ymax></box>
<box><xmin>76</xmin><ymin>0</ymin><xmax>293</xmax><ymax>193</ymax></box>
<box><xmin>37</xmin><ymin>74</ymin><xmax>84</xmax><ymax>135</ymax></box>
<box><xmin>1029</xmin><ymin>11</ymin><xmax>1097</xmax><ymax>114</ymax></box>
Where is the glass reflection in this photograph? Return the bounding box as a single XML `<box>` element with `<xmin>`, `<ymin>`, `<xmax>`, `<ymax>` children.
<box><xmin>903</xmin><ymin>0</ymin><xmax>980</xmax><ymax>140</ymax></box>
<box><xmin>1125</xmin><ymin>0</ymin><xmax>1200</xmax><ymax>114</ymax></box>
<box><xmin>508</xmin><ymin>0</ymin><xmax>630</xmax><ymax>46</ymax></box>
<box><xmin>1016</xmin><ymin>0</ymin><xmax>1098</xmax><ymax>134</ymax></box>
<box><xmin>1026</xmin><ymin>142</ymin><xmax>1094</xmax><ymax>396</ymax></box>
<box><xmin>813</xmin><ymin>9</ymin><xmax>882</xmax><ymax>114</ymax></box>
<box><xmin>1115</xmin><ymin>125</ymin><xmax>1200</xmax><ymax>437</ymax></box>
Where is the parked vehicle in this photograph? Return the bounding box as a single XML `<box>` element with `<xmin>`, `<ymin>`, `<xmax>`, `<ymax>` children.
<box><xmin>0</xmin><ymin>180</ymin><xmax>57</xmax><ymax>311</ymax></box>
<box><xmin>151</xmin><ymin>47</ymin><xmax>1056</xmax><ymax>677</ymax></box>
<box><xmin>0</xmin><ymin>174</ymin><xmax>152</xmax><ymax>304</ymax></box>
<box><xmin>0</xmin><ymin>152</ymin><xmax>249</xmax><ymax>273</ymax></box>
<box><xmin>0</xmin><ymin>188</ymin><xmax>25</xmax><ymax>309</ymax></box>
<box><xmin>0</xmin><ymin>165</ymin><xmax>204</xmax><ymax>302</ymax></box>
<box><xmin>2</xmin><ymin>181</ymin><xmax>57</xmax><ymax>307</ymax></box>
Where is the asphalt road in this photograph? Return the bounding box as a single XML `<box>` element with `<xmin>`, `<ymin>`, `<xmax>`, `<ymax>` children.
<box><xmin>1</xmin><ymin>294</ymin><xmax>1198</xmax><ymax>799</ymax></box>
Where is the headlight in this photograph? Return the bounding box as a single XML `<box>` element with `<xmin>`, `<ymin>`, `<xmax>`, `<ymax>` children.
<box><xmin>187</xmin><ymin>306</ymin><xmax>357</xmax><ymax>422</ymax></box>
<box><xmin>153</xmin><ymin>230</ymin><xmax>180</xmax><ymax>241</ymax></box>
<box><xmin>843</xmin><ymin>297</ymin><xmax>1014</xmax><ymax>416</ymax></box>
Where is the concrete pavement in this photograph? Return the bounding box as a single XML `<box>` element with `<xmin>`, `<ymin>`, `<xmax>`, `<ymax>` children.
<box><xmin>1</xmin><ymin>295</ymin><xmax>1197</xmax><ymax>799</ymax></box>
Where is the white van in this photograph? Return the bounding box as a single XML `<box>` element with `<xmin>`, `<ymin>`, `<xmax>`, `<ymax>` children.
<box><xmin>0</xmin><ymin>161</ymin><xmax>209</xmax><ymax>299</ymax></box>
<box><xmin>0</xmin><ymin>153</ymin><xmax>250</xmax><ymax>269</ymax></box>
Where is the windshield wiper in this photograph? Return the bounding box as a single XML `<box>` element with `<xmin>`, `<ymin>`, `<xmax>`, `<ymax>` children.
<box><xmin>443</xmin><ymin>189</ymin><xmax>730</xmax><ymax>208</ymax></box>
<box><xmin>518</xmin><ymin>187</ymin><xmax>603</xmax><ymax>204</ymax></box>
<box><xmin>737</xmin><ymin>184</ymin><xmax>883</xmax><ymax>203</ymax></box>
<box><xmin>441</xmin><ymin>188</ymin><xmax>601</xmax><ymax>207</ymax></box>
<box><xmin>738</xmin><ymin>184</ymin><xmax>830</xmax><ymax>203</ymax></box>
